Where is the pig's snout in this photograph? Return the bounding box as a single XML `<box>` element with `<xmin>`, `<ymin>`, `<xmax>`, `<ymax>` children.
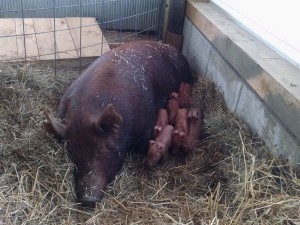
<box><xmin>77</xmin><ymin>190</ymin><xmax>103</xmax><ymax>208</ymax></box>
<box><xmin>75</xmin><ymin>172</ymin><xmax>108</xmax><ymax>208</ymax></box>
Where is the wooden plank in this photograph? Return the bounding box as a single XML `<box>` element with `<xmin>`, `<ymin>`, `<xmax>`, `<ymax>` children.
<box><xmin>15</xmin><ymin>18</ymin><xmax>39</xmax><ymax>60</ymax></box>
<box><xmin>33</xmin><ymin>18</ymin><xmax>58</xmax><ymax>60</ymax></box>
<box><xmin>0</xmin><ymin>19</ymin><xmax>17</xmax><ymax>61</ymax></box>
<box><xmin>15</xmin><ymin>19</ymin><xmax>25</xmax><ymax>60</ymax></box>
<box><xmin>0</xmin><ymin>17</ymin><xmax>109</xmax><ymax>61</ymax></box>
<box><xmin>66</xmin><ymin>17</ymin><xmax>110</xmax><ymax>57</ymax></box>
<box><xmin>50</xmin><ymin>18</ymin><xmax>78</xmax><ymax>59</ymax></box>
<box><xmin>167</xmin><ymin>0</ymin><xmax>186</xmax><ymax>34</ymax></box>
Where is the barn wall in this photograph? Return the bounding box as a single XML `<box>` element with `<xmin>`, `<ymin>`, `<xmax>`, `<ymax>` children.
<box><xmin>183</xmin><ymin>1</ymin><xmax>300</xmax><ymax>162</ymax></box>
<box><xmin>0</xmin><ymin>0</ymin><xmax>161</xmax><ymax>31</ymax></box>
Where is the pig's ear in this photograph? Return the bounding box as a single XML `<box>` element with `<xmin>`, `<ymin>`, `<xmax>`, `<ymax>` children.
<box><xmin>97</xmin><ymin>104</ymin><xmax>123</xmax><ymax>135</ymax></box>
<box><xmin>43</xmin><ymin>110</ymin><xmax>67</xmax><ymax>139</ymax></box>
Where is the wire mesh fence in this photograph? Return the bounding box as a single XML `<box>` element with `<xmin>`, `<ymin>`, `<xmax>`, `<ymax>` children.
<box><xmin>0</xmin><ymin>0</ymin><xmax>164</xmax><ymax>71</ymax></box>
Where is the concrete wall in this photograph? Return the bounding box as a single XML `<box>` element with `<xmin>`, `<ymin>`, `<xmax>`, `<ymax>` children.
<box><xmin>182</xmin><ymin>1</ymin><xmax>300</xmax><ymax>163</ymax></box>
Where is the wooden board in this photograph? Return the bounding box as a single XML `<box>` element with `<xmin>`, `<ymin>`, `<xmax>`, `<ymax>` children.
<box><xmin>0</xmin><ymin>19</ymin><xmax>17</xmax><ymax>61</ymax></box>
<box><xmin>66</xmin><ymin>17</ymin><xmax>110</xmax><ymax>57</ymax></box>
<box><xmin>50</xmin><ymin>18</ymin><xmax>78</xmax><ymax>59</ymax></box>
<box><xmin>15</xmin><ymin>18</ymin><xmax>39</xmax><ymax>60</ymax></box>
<box><xmin>33</xmin><ymin>18</ymin><xmax>58</xmax><ymax>60</ymax></box>
<box><xmin>0</xmin><ymin>17</ymin><xmax>110</xmax><ymax>62</ymax></box>
<box><xmin>15</xmin><ymin>19</ymin><xmax>26</xmax><ymax>60</ymax></box>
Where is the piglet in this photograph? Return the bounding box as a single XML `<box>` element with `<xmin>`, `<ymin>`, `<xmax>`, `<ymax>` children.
<box><xmin>146</xmin><ymin>125</ymin><xmax>174</xmax><ymax>167</ymax></box>
<box><xmin>152</xmin><ymin>108</ymin><xmax>168</xmax><ymax>139</ymax></box>
<box><xmin>171</xmin><ymin>108</ymin><xmax>188</xmax><ymax>154</ymax></box>
<box><xmin>169</xmin><ymin>92</ymin><xmax>178</xmax><ymax>99</ymax></box>
<box><xmin>167</xmin><ymin>92</ymin><xmax>179</xmax><ymax>125</ymax></box>
<box><xmin>183</xmin><ymin>108</ymin><xmax>204</xmax><ymax>152</ymax></box>
<box><xmin>178</xmin><ymin>82</ymin><xmax>192</xmax><ymax>109</ymax></box>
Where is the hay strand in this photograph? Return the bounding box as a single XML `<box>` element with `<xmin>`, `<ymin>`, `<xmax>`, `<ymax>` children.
<box><xmin>0</xmin><ymin>62</ymin><xmax>300</xmax><ymax>224</ymax></box>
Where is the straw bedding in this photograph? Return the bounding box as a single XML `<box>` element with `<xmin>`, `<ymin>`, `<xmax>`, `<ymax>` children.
<box><xmin>0</xmin><ymin>62</ymin><xmax>300</xmax><ymax>224</ymax></box>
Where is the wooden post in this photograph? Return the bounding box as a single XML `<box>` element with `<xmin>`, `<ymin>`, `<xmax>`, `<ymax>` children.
<box><xmin>165</xmin><ymin>0</ymin><xmax>187</xmax><ymax>50</ymax></box>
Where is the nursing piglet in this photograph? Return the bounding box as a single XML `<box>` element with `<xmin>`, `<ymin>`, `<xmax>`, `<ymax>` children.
<box><xmin>146</xmin><ymin>125</ymin><xmax>174</xmax><ymax>167</ymax></box>
<box><xmin>167</xmin><ymin>92</ymin><xmax>179</xmax><ymax>126</ymax></box>
<box><xmin>152</xmin><ymin>109</ymin><xmax>168</xmax><ymax>139</ymax></box>
<box><xmin>183</xmin><ymin>108</ymin><xmax>204</xmax><ymax>152</ymax></box>
<box><xmin>178</xmin><ymin>82</ymin><xmax>192</xmax><ymax>109</ymax></box>
<box><xmin>171</xmin><ymin>108</ymin><xmax>188</xmax><ymax>154</ymax></box>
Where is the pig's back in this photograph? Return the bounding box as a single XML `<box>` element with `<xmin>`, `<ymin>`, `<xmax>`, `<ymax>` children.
<box><xmin>59</xmin><ymin>41</ymin><xmax>192</xmax><ymax>153</ymax></box>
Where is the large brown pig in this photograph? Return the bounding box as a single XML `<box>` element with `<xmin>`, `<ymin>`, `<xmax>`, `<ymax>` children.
<box><xmin>146</xmin><ymin>125</ymin><xmax>174</xmax><ymax>167</ymax></box>
<box><xmin>171</xmin><ymin>108</ymin><xmax>188</xmax><ymax>154</ymax></box>
<box><xmin>43</xmin><ymin>41</ymin><xmax>192</xmax><ymax>208</ymax></box>
<box><xmin>183</xmin><ymin>108</ymin><xmax>204</xmax><ymax>152</ymax></box>
<box><xmin>152</xmin><ymin>108</ymin><xmax>168</xmax><ymax>139</ymax></box>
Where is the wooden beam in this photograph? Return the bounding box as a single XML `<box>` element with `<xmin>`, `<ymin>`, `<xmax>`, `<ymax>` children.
<box><xmin>166</xmin><ymin>0</ymin><xmax>187</xmax><ymax>49</ymax></box>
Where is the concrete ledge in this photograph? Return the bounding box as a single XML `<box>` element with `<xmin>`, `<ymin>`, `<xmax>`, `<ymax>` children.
<box><xmin>183</xmin><ymin>1</ymin><xmax>300</xmax><ymax>160</ymax></box>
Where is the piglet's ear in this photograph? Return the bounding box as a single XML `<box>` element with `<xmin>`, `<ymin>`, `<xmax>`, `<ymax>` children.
<box><xmin>43</xmin><ymin>110</ymin><xmax>67</xmax><ymax>140</ymax></box>
<box><xmin>149</xmin><ymin>140</ymin><xmax>156</xmax><ymax>145</ymax></box>
<box><xmin>97</xmin><ymin>104</ymin><xmax>123</xmax><ymax>135</ymax></box>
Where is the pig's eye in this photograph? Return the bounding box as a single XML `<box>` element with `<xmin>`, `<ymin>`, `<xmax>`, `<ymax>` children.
<box><xmin>97</xmin><ymin>123</ymin><xmax>108</xmax><ymax>134</ymax></box>
<box><xmin>95</xmin><ymin>119</ymin><xmax>120</xmax><ymax>137</ymax></box>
